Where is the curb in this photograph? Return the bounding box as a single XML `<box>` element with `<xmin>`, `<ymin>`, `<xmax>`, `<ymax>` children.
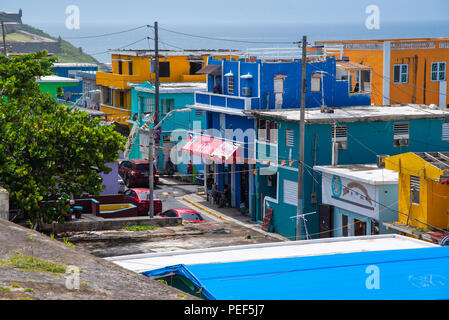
<box><xmin>182</xmin><ymin>196</ymin><xmax>230</xmax><ymax>222</ymax></box>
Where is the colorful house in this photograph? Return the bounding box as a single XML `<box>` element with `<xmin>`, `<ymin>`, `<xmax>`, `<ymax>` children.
<box><xmin>248</xmin><ymin>104</ymin><xmax>449</xmax><ymax>240</ymax></box>
<box><xmin>314</xmin><ymin>163</ymin><xmax>398</xmax><ymax>237</ymax></box>
<box><xmin>382</xmin><ymin>152</ymin><xmax>449</xmax><ymax>243</ymax></box>
<box><xmin>96</xmin><ymin>49</ymin><xmax>240</xmax><ymax>127</ymax></box>
<box><xmin>127</xmin><ymin>81</ymin><xmax>207</xmax><ymax>175</ymax></box>
<box><xmin>187</xmin><ymin>54</ymin><xmax>371</xmax><ymax>213</ymax></box>
<box><xmin>316</xmin><ymin>38</ymin><xmax>449</xmax><ymax>108</ymax></box>
<box><xmin>52</xmin><ymin>63</ymin><xmax>99</xmax><ymax>102</ymax></box>
<box><xmin>36</xmin><ymin>75</ymin><xmax>80</xmax><ymax>99</ymax></box>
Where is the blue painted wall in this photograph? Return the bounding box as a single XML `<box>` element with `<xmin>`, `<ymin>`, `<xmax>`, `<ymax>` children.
<box><xmin>52</xmin><ymin>65</ymin><xmax>98</xmax><ymax>102</ymax></box>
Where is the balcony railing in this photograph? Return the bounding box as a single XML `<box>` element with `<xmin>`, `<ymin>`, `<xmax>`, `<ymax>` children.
<box><xmin>195</xmin><ymin>92</ymin><xmax>260</xmax><ymax>110</ymax></box>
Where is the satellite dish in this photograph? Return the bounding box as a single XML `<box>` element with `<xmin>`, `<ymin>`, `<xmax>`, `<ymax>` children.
<box><xmin>64</xmin><ymin>91</ymin><xmax>73</xmax><ymax>101</ymax></box>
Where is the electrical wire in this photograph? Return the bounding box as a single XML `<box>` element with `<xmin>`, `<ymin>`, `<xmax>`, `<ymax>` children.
<box><xmin>64</xmin><ymin>25</ymin><xmax>150</xmax><ymax>40</ymax></box>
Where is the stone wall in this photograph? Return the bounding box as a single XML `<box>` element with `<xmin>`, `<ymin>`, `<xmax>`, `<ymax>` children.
<box><xmin>0</xmin><ymin>187</ymin><xmax>9</xmax><ymax>221</ymax></box>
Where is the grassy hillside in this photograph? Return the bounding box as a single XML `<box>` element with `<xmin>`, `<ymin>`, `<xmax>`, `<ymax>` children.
<box><xmin>15</xmin><ymin>24</ymin><xmax>100</xmax><ymax>64</ymax></box>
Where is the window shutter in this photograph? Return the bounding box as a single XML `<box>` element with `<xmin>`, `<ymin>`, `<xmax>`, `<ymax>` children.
<box><xmin>286</xmin><ymin>130</ymin><xmax>294</xmax><ymax>147</ymax></box>
<box><xmin>394</xmin><ymin>122</ymin><xmax>409</xmax><ymax>139</ymax></box>
<box><xmin>443</xmin><ymin>123</ymin><xmax>449</xmax><ymax>141</ymax></box>
<box><xmin>331</xmin><ymin>125</ymin><xmax>347</xmax><ymax>142</ymax></box>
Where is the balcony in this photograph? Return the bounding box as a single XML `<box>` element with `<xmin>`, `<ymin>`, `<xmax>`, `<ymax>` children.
<box><xmin>195</xmin><ymin>92</ymin><xmax>260</xmax><ymax>111</ymax></box>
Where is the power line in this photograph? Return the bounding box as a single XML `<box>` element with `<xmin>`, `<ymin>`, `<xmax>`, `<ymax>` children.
<box><xmin>64</xmin><ymin>25</ymin><xmax>150</xmax><ymax>40</ymax></box>
<box><xmin>88</xmin><ymin>36</ymin><xmax>152</xmax><ymax>56</ymax></box>
<box><xmin>157</xmin><ymin>25</ymin><xmax>295</xmax><ymax>45</ymax></box>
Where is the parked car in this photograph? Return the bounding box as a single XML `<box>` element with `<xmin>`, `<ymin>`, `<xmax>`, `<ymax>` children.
<box><xmin>118</xmin><ymin>159</ymin><xmax>159</xmax><ymax>188</ymax></box>
<box><xmin>123</xmin><ymin>188</ymin><xmax>162</xmax><ymax>215</ymax></box>
<box><xmin>118</xmin><ymin>175</ymin><xmax>126</xmax><ymax>194</ymax></box>
<box><xmin>157</xmin><ymin>208</ymin><xmax>206</xmax><ymax>223</ymax></box>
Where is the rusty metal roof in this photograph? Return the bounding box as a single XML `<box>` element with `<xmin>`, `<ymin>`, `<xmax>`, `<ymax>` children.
<box><xmin>195</xmin><ymin>64</ymin><xmax>222</xmax><ymax>75</ymax></box>
<box><xmin>336</xmin><ymin>61</ymin><xmax>372</xmax><ymax>71</ymax></box>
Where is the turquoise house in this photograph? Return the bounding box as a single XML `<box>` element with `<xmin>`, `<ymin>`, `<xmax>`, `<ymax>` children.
<box><xmin>248</xmin><ymin>104</ymin><xmax>449</xmax><ymax>240</ymax></box>
<box><xmin>128</xmin><ymin>81</ymin><xmax>207</xmax><ymax>176</ymax></box>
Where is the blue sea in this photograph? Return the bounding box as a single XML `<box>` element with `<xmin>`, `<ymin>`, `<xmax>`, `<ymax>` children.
<box><xmin>36</xmin><ymin>20</ymin><xmax>449</xmax><ymax>63</ymax></box>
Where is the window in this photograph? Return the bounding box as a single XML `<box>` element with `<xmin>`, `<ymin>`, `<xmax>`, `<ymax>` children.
<box><xmin>119</xmin><ymin>91</ymin><xmax>125</xmax><ymax>107</ymax></box>
<box><xmin>103</xmin><ymin>87</ymin><xmax>112</xmax><ymax>104</ymax></box>
<box><xmin>118</xmin><ymin>61</ymin><xmax>122</xmax><ymax>75</ymax></box>
<box><xmin>431</xmin><ymin>62</ymin><xmax>446</xmax><ymax>81</ymax></box>
<box><xmin>227</xmin><ymin>76</ymin><xmax>235</xmax><ymax>94</ymax></box>
<box><xmin>163</xmin><ymin>210</ymin><xmax>178</xmax><ymax>218</ymax></box>
<box><xmin>311</xmin><ymin>75</ymin><xmax>321</xmax><ymax>92</ymax></box>
<box><xmin>443</xmin><ymin>122</ymin><xmax>449</xmax><ymax>141</ymax></box>
<box><xmin>342</xmin><ymin>215</ymin><xmax>348</xmax><ymax>237</ymax></box>
<box><xmin>331</xmin><ymin>125</ymin><xmax>348</xmax><ymax>150</ymax></box>
<box><xmin>159</xmin><ymin>61</ymin><xmax>170</xmax><ymax>78</ymax></box>
<box><xmin>258</xmin><ymin>119</ymin><xmax>267</xmax><ymax>141</ymax></box>
<box><xmin>128</xmin><ymin>61</ymin><xmax>133</xmax><ymax>75</ymax></box>
<box><xmin>286</xmin><ymin>130</ymin><xmax>294</xmax><ymax>147</ymax></box>
<box><xmin>161</xmin><ymin>99</ymin><xmax>174</xmax><ymax>115</ymax></box>
<box><xmin>410</xmin><ymin>175</ymin><xmax>420</xmax><ymax>205</ymax></box>
<box><xmin>265</xmin><ymin>121</ymin><xmax>278</xmax><ymax>143</ymax></box>
<box><xmin>141</xmin><ymin>97</ymin><xmax>155</xmax><ymax>113</ymax></box>
<box><xmin>393</xmin><ymin>122</ymin><xmax>409</xmax><ymax>147</ymax></box>
<box><xmin>274</xmin><ymin>77</ymin><xmax>284</xmax><ymax>94</ymax></box>
<box><xmin>393</xmin><ymin>64</ymin><xmax>408</xmax><ymax>83</ymax></box>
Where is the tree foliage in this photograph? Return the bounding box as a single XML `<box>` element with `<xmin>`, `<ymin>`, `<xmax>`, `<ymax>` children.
<box><xmin>0</xmin><ymin>51</ymin><xmax>125</xmax><ymax>226</ymax></box>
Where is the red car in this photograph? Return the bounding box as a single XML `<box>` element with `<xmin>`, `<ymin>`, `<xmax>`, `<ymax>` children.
<box><xmin>118</xmin><ymin>159</ymin><xmax>159</xmax><ymax>188</ymax></box>
<box><xmin>123</xmin><ymin>188</ymin><xmax>162</xmax><ymax>215</ymax></box>
<box><xmin>157</xmin><ymin>208</ymin><xmax>206</xmax><ymax>223</ymax></box>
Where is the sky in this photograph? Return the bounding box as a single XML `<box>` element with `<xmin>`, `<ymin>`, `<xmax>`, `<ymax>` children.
<box><xmin>2</xmin><ymin>0</ymin><xmax>449</xmax><ymax>26</ymax></box>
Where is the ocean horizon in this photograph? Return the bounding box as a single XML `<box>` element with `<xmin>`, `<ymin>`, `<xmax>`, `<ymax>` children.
<box><xmin>33</xmin><ymin>20</ymin><xmax>449</xmax><ymax>63</ymax></box>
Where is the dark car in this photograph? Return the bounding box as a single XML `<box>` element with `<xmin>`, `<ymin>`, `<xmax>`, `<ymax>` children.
<box><xmin>123</xmin><ymin>188</ymin><xmax>162</xmax><ymax>215</ymax></box>
<box><xmin>118</xmin><ymin>159</ymin><xmax>159</xmax><ymax>188</ymax></box>
<box><xmin>157</xmin><ymin>208</ymin><xmax>206</xmax><ymax>223</ymax></box>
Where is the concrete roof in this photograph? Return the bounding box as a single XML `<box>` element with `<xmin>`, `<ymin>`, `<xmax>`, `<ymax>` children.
<box><xmin>106</xmin><ymin>234</ymin><xmax>435</xmax><ymax>273</ymax></box>
<box><xmin>36</xmin><ymin>75</ymin><xmax>80</xmax><ymax>83</ymax></box>
<box><xmin>134</xmin><ymin>82</ymin><xmax>207</xmax><ymax>94</ymax></box>
<box><xmin>245</xmin><ymin>104</ymin><xmax>449</xmax><ymax>124</ymax></box>
<box><xmin>314</xmin><ymin>164</ymin><xmax>399</xmax><ymax>185</ymax></box>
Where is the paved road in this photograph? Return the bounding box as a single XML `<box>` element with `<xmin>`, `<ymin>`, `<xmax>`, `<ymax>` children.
<box><xmin>153</xmin><ymin>178</ymin><xmax>218</xmax><ymax>222</ymax></box>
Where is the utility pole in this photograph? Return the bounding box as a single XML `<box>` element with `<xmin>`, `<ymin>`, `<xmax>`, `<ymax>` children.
<box><xmin>148</xmin><ymin>21</ymin><xmax>160</xmax><ymax>218</ymax></box>
<box><xmin>154</xmin><ymin>21</ymin><xmax>160</xmax><ymax>125</ymax></box>
<box><xmin>296</xmin><ymin>35</ymin><xmax>307</xmax><ymax>241</ymax></box>
<box><xmin>1</xmin><ymin>22</ymin><xmax>7</xmax><ymax>55</ymax></box>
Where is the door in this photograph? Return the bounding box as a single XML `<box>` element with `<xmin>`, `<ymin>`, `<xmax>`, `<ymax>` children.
<box><xmin>318</xmin><ymin>204</ymin><xmax>333</xmax><ymax>238</ymax></box>
<box><xmin>354</xmin><ymin>219</ymin><xmax>367</xmax><ymax>236</ymax></box>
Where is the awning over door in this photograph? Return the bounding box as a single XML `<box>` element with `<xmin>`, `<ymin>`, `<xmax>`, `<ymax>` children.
<box><xmin>196</xmin><ymin>64</ymin><xmax>222</xmax><ymax>76</ymax></box>
<box><xmin>182</xmin><ymin>134</ymin><xmax>242</xmax><ymax>163</ymax></box>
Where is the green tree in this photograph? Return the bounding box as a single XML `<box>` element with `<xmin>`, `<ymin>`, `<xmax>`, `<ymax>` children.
<box><xmin>0</xmin><ymin>51</ymin><xmax>125</xmax><ymax>228</ymax></box>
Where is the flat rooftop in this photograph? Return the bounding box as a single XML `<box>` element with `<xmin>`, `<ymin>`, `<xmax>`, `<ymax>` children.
<box><xmin>246</xmin><ymin>104</ymin><xmax>449</xmax><ymax>124</ymax></box>
<box><xmin>314</xmin><ymin>164</ymin><xmax>398</xmax><ymax>185</ymax></box>
<box><xmin>106</xmin><ymin>234</ymin><xmax>434</xmax><ymax>273</ymax></box>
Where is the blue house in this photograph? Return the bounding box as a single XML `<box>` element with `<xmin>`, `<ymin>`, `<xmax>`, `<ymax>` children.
<box><xmin>127</xmin><ymin>81</ymin><xmax>207</xmax><ymax>176</ymax></box>
<box><xmin>52</xmin><ymin>63</ymin><xmax>99</xmax><ymax>102</ymax></box>
<box><xmin>248</xmin><ymin>104</ymin><xmax>449</xmax><ymax>240</ymax></box>
<box><xmin>187</xmin><ymin>54</ymin><xmax>371</xmax><ymax>212</ymax></box>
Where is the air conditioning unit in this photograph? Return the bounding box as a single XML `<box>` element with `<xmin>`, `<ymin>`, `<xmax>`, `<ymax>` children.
<box><xmin>394</xmin><ymin>138</ymin><xmax>409</xmax><ymax>147</ymax></box>
<box><xmin>242</xmin><ymin>87</ymin><xmax>252</xmax><ymax>97</ymax></box>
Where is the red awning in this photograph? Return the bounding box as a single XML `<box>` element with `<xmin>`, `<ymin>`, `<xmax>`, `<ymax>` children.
<box><xmin>182</xmin><ymin>134</ymin><xmax>242</xmax><ymax>163</ymax></box>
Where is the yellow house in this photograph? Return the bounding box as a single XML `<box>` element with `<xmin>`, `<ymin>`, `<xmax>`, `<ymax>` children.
<box><xmin>96</xmin><ymin>49</ymin><xmax>240</xmax><ymax>126</ymax></box>
<box><xmin>316</xmin><ymin>38</ymin><xmax>449</xmax><ymax>108</ymax></box>
<box><xmin>383</xmin><ymin>152</ymin><xmax>449</xmax><ymax>237</ymax></box>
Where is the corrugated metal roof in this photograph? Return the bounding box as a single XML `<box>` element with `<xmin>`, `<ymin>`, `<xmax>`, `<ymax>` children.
<box><xmin>336</xmin><ymin>60</ymin><xmax>372</xmax><ymax>71</ymax></box>
<box><xmin>196</xmin><ymin>64</ymin><xmax>222</xmax><ymax>75</ymax></box>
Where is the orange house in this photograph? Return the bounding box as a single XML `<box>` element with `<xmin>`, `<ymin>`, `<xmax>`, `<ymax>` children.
<box><xmin>316</xmin><ymin>38</ymin><xmax>449</xmax><ymax>108</ymax></box>
<box><xmin>96</xmin><ymin>49</ymin><xmax>241</xmax><ymax>126</ymax></box>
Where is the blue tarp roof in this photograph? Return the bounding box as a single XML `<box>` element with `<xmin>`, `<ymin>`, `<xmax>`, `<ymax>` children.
<box><xmin>142</xmin><ymin>246</ymin><xmax>449</xmax><ymax>300</ymax></box>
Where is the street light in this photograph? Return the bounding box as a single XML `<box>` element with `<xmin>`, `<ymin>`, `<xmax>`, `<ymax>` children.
<box><xmin>148</xmin><ymin>108</ymin><xmax>191</xmax><ymax>217</ymax></box>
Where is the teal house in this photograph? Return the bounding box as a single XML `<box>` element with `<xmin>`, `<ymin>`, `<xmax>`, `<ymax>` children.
<box><xmin>128</xmin><ymin>81</ymin><xmax>207</xmax><ymax>176</ymax></box>
<box><xmin>248</xmin><ymin>104</ymin><xmax>449</xmax><ymax>240</ymax></box>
